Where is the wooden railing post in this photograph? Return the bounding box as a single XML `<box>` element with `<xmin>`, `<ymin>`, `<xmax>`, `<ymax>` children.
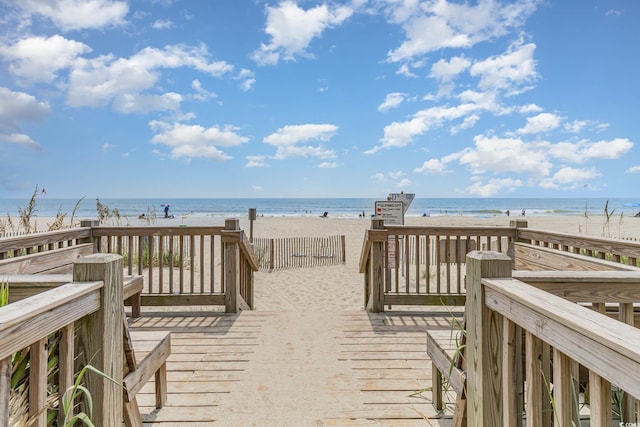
<box><xmin>366</xmin><ymin>219</ymin><xmax>386</xmax><ymax>313</ymax></box>
<box><xmin>80</xmin><ymin>219</ymin><xmax>100</xmax><ymax>252</ymax></box>
<box><xmin>465</xmin><ymin>251</ymin><xmax>512</xmax><ymax>426</ymax></box>
<box><xmin>223</xmin><ymin>219</ymin><xmax>242</xmax><ymax>313</ymax></box>
<box><xmin>508</xmin><ymin>219</ymin><xmax>528</xmax><ymax>269</ymax></box>
<box><xmin>73</xmin><ymin>253</ymin><xmax>123</xmax><ymax>426</ymax></box>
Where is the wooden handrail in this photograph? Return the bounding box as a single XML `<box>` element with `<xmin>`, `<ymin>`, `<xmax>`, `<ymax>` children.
<box><xmin>239</xmin><ymin>232</ymin><xmax>259</xmax><ymax>271</ymax></box>
<box><xmin>91</xmin><ymin>225</ymin><xmax>225</xmax><ymax>237</ymax></box>
<box><xmin>518</xmin><ymin>228</ymin><xmax>640</xmax><ymax>260</ymax></box>
<box><xmin>0</xmin><ymin>281</ymin><xmax>102</xmax><ymax>359</ymax></box>
<box><xmin>513</xmin><ymin>270</ymin><xmax>640</xmax><ymax>303</ymax></box>
<box><xmin>0</xmin><ymin>227</ymin><xmax>92</xmax><ymax>254</ymax></box>
<box><xmin>484</xmin><ymin>276</ymin><xmax>640</xmax><ymax>399</ymax></box>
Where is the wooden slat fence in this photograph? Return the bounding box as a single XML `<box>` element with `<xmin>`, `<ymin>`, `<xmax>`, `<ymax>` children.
<box><xmin>92</xmin><ymin>226</ymin><xmax>224</xmax><ymax>300</ymax></box>
<box><xmin>0</xmin><ymin>221</ymin><xmax>258</xmax><ymax>310</ymax></box>
<box><xmin>92</xmin><ymin>221</ymin><xmax>257</xmax><ymax>309</ymax></box>
<box><xmin>252</xmin><ymin>235</ymin><xmax>346</xmax><ymax>271</ymax></box>
<box><xmin>359</xmin><ymin>219</ymin><xmax>517</xmax><ymax>309</ymax></box>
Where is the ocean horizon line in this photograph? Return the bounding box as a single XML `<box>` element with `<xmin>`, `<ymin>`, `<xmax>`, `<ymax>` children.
<box><xmin>0</xmin><ymin>196</ymin><xmax>637</xmax><ymax>220</ymax></box>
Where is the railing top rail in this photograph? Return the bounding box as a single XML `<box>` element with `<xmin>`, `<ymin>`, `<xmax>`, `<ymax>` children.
<box><xmin>513</xmin><ymin>270</ymin><xmax>640</xmax><ymax>303</ymax></box>
<box><xmin>0</xmin><ymin>227</ymin><xmax>92</xmax><ymax>251</ymax></box>
<box><xmin>239</xmin><ymin>233</ymin><xmax>259</xmax><ymax>271</ymax></box>
<box><xmin>91</xmin><ymin>225</ymin><xmax>226</xmax><ymax>237</ymax></box>
<box><xmin>513</xmin><ymin>269</ymin><xmax>640</xmax><ymax>283</ymax></box>
<box><xmin>519</xmin><ymin>227</ymin><xmax>640</xmax><ymax>254</ymax></box>
<box><xmin>0</xmin><ymin>280</ymin><xmax>102</xmax><ymax>359</ymax></box>
<box><xmin>483</xmin><ymin>276</ymin><xmax>640</xmax><ymax>397</ymax></box>
<box><xmin>385</xmin><ymin>225</ymin><xmax>518</xmax><ymax>237</ymax></box>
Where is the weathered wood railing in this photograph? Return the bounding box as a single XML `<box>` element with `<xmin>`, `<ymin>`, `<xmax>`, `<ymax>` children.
<box><xmin>359</xmin><ymin>218</ymin><xmax>517</xmax><ymax>311</ymax></box>
<box><xmin>0</xmin><ymin>254</ymin><xmax>123</xmax><ymax>426</ymax></box>
<box><xmin>0</xmin><ymin>218</ymin><xmax>258</xmax><ymax>313</ymax></box>
<box><xmin>91</xmin><ymin>218</ymin><xmax>257</xmax><ymax>312</ymax></box>
<box><xmin>516</xmin><ymin>227</ymin><xmax>640</xmax><ymax>269</ymax></box>
<box><xmin>0</xmin><ymin>227</ymin><xmax>92</xmax><ymax>261</ymax></box>
<box><xmin>467</xmin><ymin>252</ymin><xmax>640</xmax><ymax>425</ymax></box>
<box><xmin>253</xmin><ymin>235</ymin><xmax>346</xmax><ymax>271</ymax></box>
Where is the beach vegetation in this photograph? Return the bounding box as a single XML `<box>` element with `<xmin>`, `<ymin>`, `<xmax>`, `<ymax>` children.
<box><xmin>96</xmin><ymin>198</ymin><xmax>130</xmax><ymax>226</ymax></box>
<box><xmin>123</xmin><ymin>239</ymin><xmax>188</xmax><ymax>269</ymax></box>
<box><xmin>1</xmin><ymin>187</ymin><xmax>86</xmax><ymax>236</ymax></box>
<box><xmin>602</xmin><ymin>200</ymin><xmax>615</xmax><ymax>237</ymax></box>
<box><xmin>18</xmin><ymin>186</ymin><xmax>40</xmax><ymax>234</ymax></box>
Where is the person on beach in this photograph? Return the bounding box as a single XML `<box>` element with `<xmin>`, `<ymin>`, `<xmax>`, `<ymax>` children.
<box><xmin>521</xmin><ymin>208</ymin><xmax>526</xmax><ymax>216</ymax></box>
<box><xmin>164</xmin><ymin>205</ymin><xmax>171</xmax><ymax>218</ymax></box>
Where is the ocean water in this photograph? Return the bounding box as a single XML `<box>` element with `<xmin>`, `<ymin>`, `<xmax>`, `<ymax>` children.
<box><xmin>0</xmin><ymin>197</ymin><xmax>638</xmax><ymax>220</ymax></box>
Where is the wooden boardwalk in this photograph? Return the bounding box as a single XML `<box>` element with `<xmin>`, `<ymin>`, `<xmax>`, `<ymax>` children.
<box><xmin>130</xmin><ymin>309</ymin><xmax>459</xmax><ymax>426</ymax></box>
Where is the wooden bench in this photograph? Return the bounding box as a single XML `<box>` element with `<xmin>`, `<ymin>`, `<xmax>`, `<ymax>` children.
<box><xmin>0</xmin><ymin>245</ymin><xmax>143</xmax><ymax>317</ymax></box>
<box><xmin>123</xmin><ymin>314</ymin><xmax>171</xmax><ymax>427</ymax></box>
<box><xmin>426</xmin><ymin>327</ymin><xmax>467</xmax><ymax>427</ymax></box>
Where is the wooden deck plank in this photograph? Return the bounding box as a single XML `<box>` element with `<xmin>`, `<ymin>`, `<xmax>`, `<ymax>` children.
<box><xmin>131</xmin><ymin>310</ymin><xmax>447</xmax><ymax>425</ymax></box>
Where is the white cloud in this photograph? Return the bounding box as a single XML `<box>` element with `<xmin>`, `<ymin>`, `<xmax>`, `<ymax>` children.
<box><xmin>386</xmin><ymin>0</ymin><xmax>538</xmax><ymax>62</ymax></box>
<box><xmin>430</xmin><ymin>56</ymin><xmax>471</xmax><ymax>82</ymax></box>
<box><xmin>564</xmin><ymin>120</ymin><xmax>588</xmax><ymax>133</ymax></box>
<box><xmin>236</xmin><ymin>68</ymin><xmax>256</xmax><ymax>92</ymax></box>
<box><xmin>368</xmin><ymin>103</ymin><xmax>478</xmax><ymax>153</ymax></box>
<box><xmin>451</xmin><ymin>114</ymin><xmax>480</xmax><ymax>134</ymax></box>
<box><xmin>102</xmin><ymin>143</ymin><xmax>115</xmax><ymax>152</ymax></box>
<box><xmin>11</xmin><ymin>0</ymin><xmax>129</xmax><ymax>31</ymax></box>
<box><xmin>373</xmin><ymin>173</ymin><xmax>387</xmax><ymax>182</ymax></box>
<box><xmin>540</xmin><ymin>167</ymin><xmax>600</xmax><ymax>189</ymax></box>
<box><xmin>627</xmin><ymin>166</ymin><xmax>640</xmax><ymax>173</ymax></box>
<box><xmin>149</xmin><ymin>120</ymin><xmax>249</xmax><ymax>161</ymax></box>
<box><xmin>397</xmin><ymin>178</ymin><xmax>412</xmax><ymax>188</ymax></box>
<box><xmin>413</xmin><ymin>158</ymin><xmax>452</xmax><ymax>174</ymax></box>
<box><xmin>0</xmin><ymin>133</ymin><xmax>41</xmax><ymax>150</ymax></box>
<box><xmin>517</xmin><ymin>112</ymin><xmax>561</xmax><ymax>134</ymax></box>
<box><xmin>549</xmin><ymin>138</ymin><xmax>633</xmax><ymax>163</ymax></box>
<box><xmin>0</xmin><ymin>87</ymin><xmax>50</xmax><ymax>150</ymax></box>
<box><xmin>458</xmin><ymin>134</ymin><xmax>552</xmax><ymax>178</ymax></box>
<box><xmin>518</xmin><ymin>103</ymin><xmax>543</xmax><ymax>114</ymax></box>
<box><xmin>318</xmin><ymin>162</ymin><xmax>338</xmax><ymax>168</ymax></box>
<box><xmin>0</xmin><ymin>87</ymin><xmax>51</xmax><ymax>129</ymax></box>
<box><xmin>152</xmin><ymin>19</ymin><xmax>174</xmax><ymax>30</ymax></box>
<box><xmin>245</xmin><ymin>155</ymin><xmax>268</xmax><ymax>168</ymax></box>
<box><xmin>191</xmin><ymin>80</ymin><xmax>217</xmax><ymax>101</ymax></box>
<box><xmin>113</xmin><ymin>92</ymin><xmax>183</xmax><ymax>114</ymax></box>
<box><xmin>470</xmin><ymin>39</ymin><xmax>538</xmax><ymax>94</ymax></box>
<box><xmin>263</xmin><ymin>124</ymin><xmax>337</xmax><ymax>160</ymax></box>
<box><xmin>396</xmin><ymin>63</ymin><xmax>417</xmax><ymax>78</ymax></box>
<box><xmin>252</xmin><ymin>1</ymin><xmax>354</xmax><ymax>65</ymax></box>
<box><xmin>463</xmin><ymin>178</ymin><xmax>523</xmax><ymax>197</ymax></box>
<box><xmin>0</xmin><ymin>35</ymin><xmax>91</xmax><ymax>83</ymax></box>
<box><xmin>378</xmin><ymin>92</ymin><xmax>406</xmax><ymax>112</ymax></box>
<box><xmin>67</xmin><ymin>44</ymin><xmax>233</xmax><ymax>112</ymax></box>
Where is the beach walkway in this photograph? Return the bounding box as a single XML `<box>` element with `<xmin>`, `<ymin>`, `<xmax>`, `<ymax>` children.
<box><xmin>130</xmin><ymin>264</ymin><xmax>456</xmax><ymax>426</ymax></box>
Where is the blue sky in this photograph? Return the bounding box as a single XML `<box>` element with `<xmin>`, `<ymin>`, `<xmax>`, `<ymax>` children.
<box><xmin>0</xmin><ymin>0</ymin><xmax>638</xmax><ymax>199</ymax></box>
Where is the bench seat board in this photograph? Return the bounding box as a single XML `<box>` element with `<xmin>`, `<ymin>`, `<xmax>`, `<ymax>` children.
<box><xmin>124</xmin><ymin>331</ymin><xmax>171</xmax><ymax>401</ymax></box>
<box><xmin>426</xmin><ymin>330</ymin><xmax>466</xmax><ymax>395</ymax></box>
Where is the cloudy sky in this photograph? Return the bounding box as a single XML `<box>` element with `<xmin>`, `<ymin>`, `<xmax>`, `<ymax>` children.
<box><xmin>0</xmin><ymin>0</ymin><xmax>638</xmax><ymax>198</ymax></box>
